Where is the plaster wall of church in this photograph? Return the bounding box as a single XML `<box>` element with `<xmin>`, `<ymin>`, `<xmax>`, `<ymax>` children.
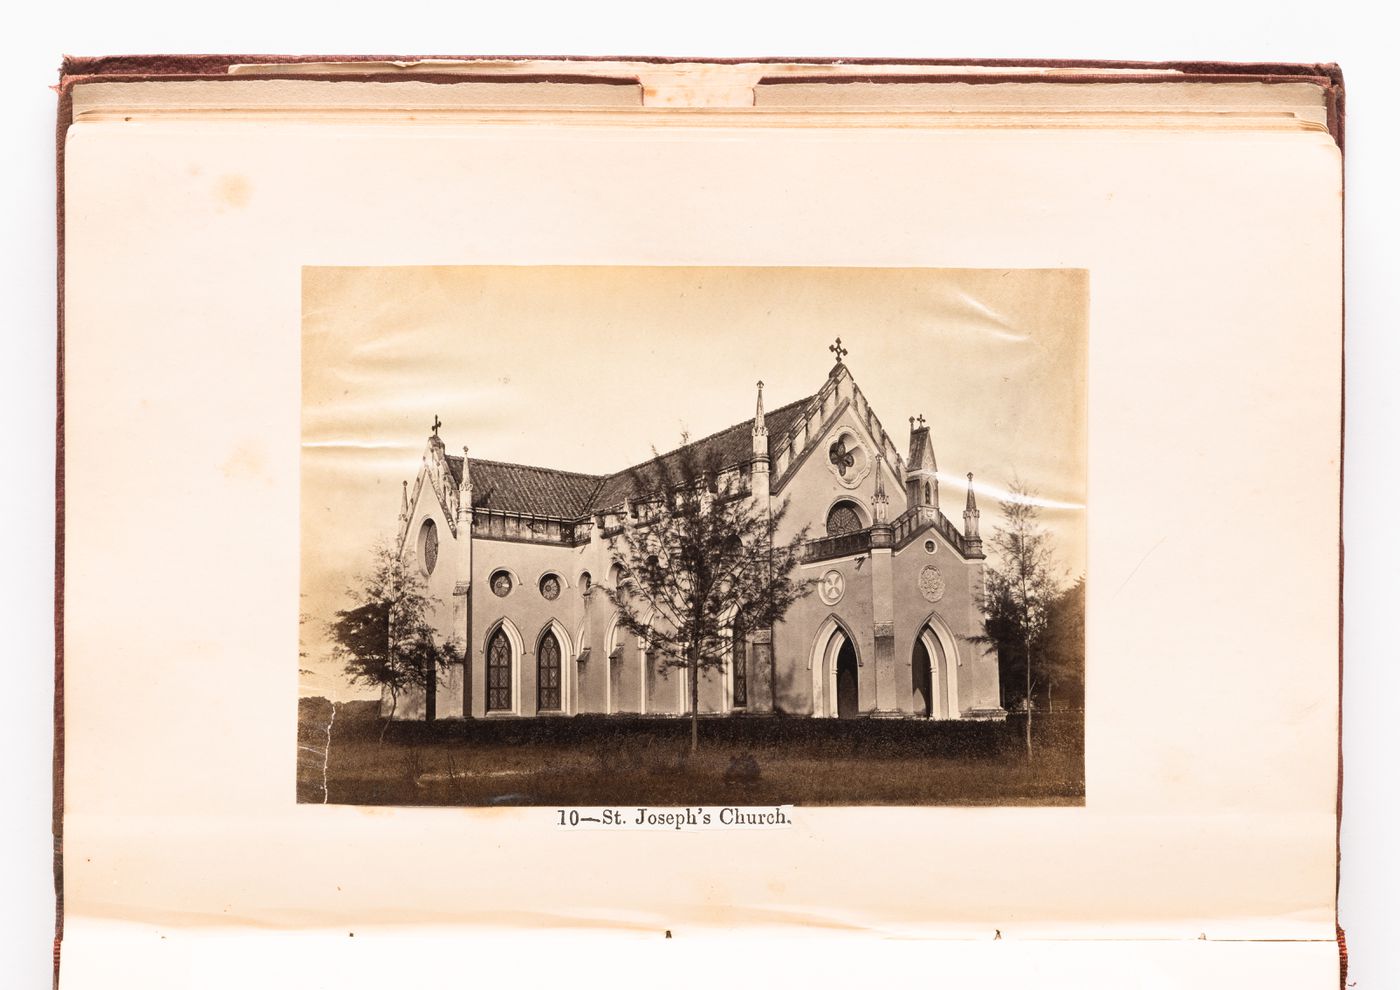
<box><xmin>769</xmin><ymin>404</ymin><xmax>908</xmax><ymax>549</ymax></box>
<box><xmin>466</xmin><ymin>537</ymin><xmax>588</xmax><ymax>718</ymax></box>
<box><xmin>398</xmin><ymin>491</ymin><xmax>999</xmax><ymax>721</ymax></box>
<box><xmin>595</xmin><ymin>609</ymin><xmax>731</xmax><ymax>718</ymax></box>
<box><xmin>387</xmin><ymin>364</ymin><xmax>1002</xmax><ymax>722</ymax></box>
<box><xmin>605</xmin><ymin>633</ymin><xmax>644</xmax><ymax>714</ymax></box>
<box><xmin>391</xmin><ymin>483</ymin><xmax>465</xmax><ymax>719</ymax></box>
<box><xmin>692</xmin><ymin>664</ymin><xmax>728</xmax><ymax>714</ymax></box>
<box><xmin>890</xmin><ymin>531</ymin><xmax>1000</xmax><ymax>715</ymax></box>
<box><xmin>775</xmin><ymin>554</ymin><xmax>877</xmax><ymax>715</ymax></box>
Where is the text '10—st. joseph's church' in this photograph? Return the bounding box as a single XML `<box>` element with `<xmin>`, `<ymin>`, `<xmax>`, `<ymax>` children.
<box><xmin>391</xmin><ymin>340</ymin><xmax>1006</xmax><ymax>722</ymax></box>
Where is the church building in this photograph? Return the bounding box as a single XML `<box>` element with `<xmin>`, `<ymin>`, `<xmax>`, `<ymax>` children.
<box><xmin>390</xmin><ymin>341</ymin><xmax>1005</xmax><ymax>721</ymax></box>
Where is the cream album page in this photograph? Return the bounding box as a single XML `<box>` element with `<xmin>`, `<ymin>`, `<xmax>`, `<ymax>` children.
<box><xmin>58</xmin><ymin>76</ymin><xmax>1341</xmax><ymax>987</ymax></box>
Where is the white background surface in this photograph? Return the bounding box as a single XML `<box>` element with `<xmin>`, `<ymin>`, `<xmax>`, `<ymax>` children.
<box><xmin>2</xmin><ymin>2</ymin><xmax>1395</xmax><ymax>987</ymax></box>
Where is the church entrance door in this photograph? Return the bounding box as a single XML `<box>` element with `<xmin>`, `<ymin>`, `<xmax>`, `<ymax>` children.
<box><xmin>836</xmin><ymin>639</ymin><xmax>859</xmax><ymax>719</ymax></box>
<box><xmin>912</xmin><ymin>638</ymin><xmax>933</xmax><ymax>717</ymax></box>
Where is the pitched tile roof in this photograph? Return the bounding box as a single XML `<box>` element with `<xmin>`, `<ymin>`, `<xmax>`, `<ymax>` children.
<box><xmin>446</xmin><ymin>392</ymin><xmax>816</xmax><ymax>519</ymax></box>
<box><xmin>446</xmin><ymin>457</ymin><xmax>604</xmax><ymax>517</ymax></box>
<box><xmin>590</xmin><ymin>394</ymin><xmax>813</xmax><ymax>509</ymax></box>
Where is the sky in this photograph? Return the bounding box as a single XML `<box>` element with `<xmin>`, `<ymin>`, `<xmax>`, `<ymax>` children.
<box><xmin>301</xmin><ymin>266</ymin><xmax>1087</xmax><ymax>698</ymax></box>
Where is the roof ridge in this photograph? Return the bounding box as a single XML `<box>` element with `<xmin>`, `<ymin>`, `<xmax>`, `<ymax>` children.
<box><xmin>582</xmin><ymin>476</ymin><xmax>610</xmax><ymax>511</ymax></box>
<box><xmin>443</xmin><ymin>387</ymin><xmax>823</xmax><ymax>517</ymax></box>
<box><xmin>448</xmin><ymin>454</ymin><xmax>606</xmax><ymax>481</ymax></box>
<box><xmin>603</xmin><ymin>392</ymin><xmax>818</xmax><ymax>483</ymax></box>
<box><xmin>446</xmin><ymin>391</ymin><xmax>817</xmax><ymax>486</ymax></box>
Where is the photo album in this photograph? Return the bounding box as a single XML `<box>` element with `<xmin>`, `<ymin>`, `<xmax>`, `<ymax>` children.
<box><xmin>56</xmin><ymin>56</ymin><xmax>1343</xmax><ymax>987</ymax></box>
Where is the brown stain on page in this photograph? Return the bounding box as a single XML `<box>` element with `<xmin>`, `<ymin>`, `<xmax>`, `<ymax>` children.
<box><xmin>221</xmin><ymin>442</ymin><xmax>268</xmax><ymax>483</ymax></box>
<box><xmin>216</xmin><ymin>174</ymin><xmax>251</xmax><ymax>208</ymax></box>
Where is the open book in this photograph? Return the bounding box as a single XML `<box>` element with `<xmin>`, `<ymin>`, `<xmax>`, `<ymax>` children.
<box><xmin>57</xmin><ymin>56</ymin><xmax>1343</xmax><ymax>988</ymax></box>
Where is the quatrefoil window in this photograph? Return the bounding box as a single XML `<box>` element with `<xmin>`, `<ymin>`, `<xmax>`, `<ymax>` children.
<box><xmin>823</xmin><ymin>431</ymin><xmax>871</xmax><ymax>489</ymax></box>
<box><xmin>829</xmin><ymin>438</ymin><xmax>856</xmax><ymax>477</ymax></box>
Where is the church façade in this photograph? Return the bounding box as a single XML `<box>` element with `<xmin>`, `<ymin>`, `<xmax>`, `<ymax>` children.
<box><xmin>389</xmin><ymin>342</ymin><xmax>1006</xmax><ymax>722</ymax></box>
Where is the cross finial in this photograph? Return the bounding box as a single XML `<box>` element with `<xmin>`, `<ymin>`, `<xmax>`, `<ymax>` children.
<box><xmin>431</xmin><ymin>415</ymin><xmax>442</xmax><ymax>437</ymax></box>
<box><xmin>917</xmin><ymin>414</ymin><xmax>926</xmax><ymax>428</ymax></box>
<box><xmin>829</xmin><ymin>337</ymin><xmax>848</xmax><ymax>364</ymax></box>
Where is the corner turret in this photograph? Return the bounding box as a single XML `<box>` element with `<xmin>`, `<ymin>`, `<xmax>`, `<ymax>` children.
<box><xmin>872</xmin><ymin>460</ymin><xmax>890</xmax><ymax>525</ymax></box>
<box><xmin>963</xmin><ymin>472</ymin><xmax>982</xmax><ymax>552</ymax></box>
<box><xmin>905</xmin><ymin>414</ymin><xmax>939</xmax><ymax>512</ymax></box>
<box><xmin>751</xmin><ymin>380</ymin><xmax>771</xmax><ymax>507</ymax></box>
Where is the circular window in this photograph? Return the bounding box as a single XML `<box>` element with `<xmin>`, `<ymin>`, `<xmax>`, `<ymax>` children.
<box><xmin>539</xmin><ymin>574</ymin><xmax>561</xmax><ymax>600</ymax></box>
<box><xmin>490</xmin><ymin>570</ymin><xmax>513</xmax><ymax>597</ymax></box>
<box><xmin>418</xmin><ymin>519</ymin><xmax>439</xmax><ymax>575</ymax></box>
<box><xmin>923</xmin><ymin>538</ymin><xmax>938</xmax><ymax>555</ymax></box>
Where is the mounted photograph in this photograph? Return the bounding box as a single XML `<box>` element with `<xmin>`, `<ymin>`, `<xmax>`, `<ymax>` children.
<box><xmin>298</xmin><ymin>266</ymin><xmax>1087</xmax><ymax>807</ymax></box>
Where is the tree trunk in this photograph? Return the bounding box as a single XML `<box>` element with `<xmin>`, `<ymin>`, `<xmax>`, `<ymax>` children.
<box><xmin>383</xmin><ymin>609</ymin><xmax>396</xmax><ymax>743</ymax></box>
<box><xmin>379</xmin><ymin>692</ymin><xmax>397</xmax><ymax>745</ymax></box>
<box><xmin>425</xmin><ymin>659</ymin><xmax>437</xmax><ymax>723</ymax></box>
<box><xmin>1023</xmin><ymin>633</ymin><xmax>1034</xmax><ymax>762</ymax></box>
<box><xmin>690</xmin><ymin>645</ymin><xmax>700</xmax><ymax>753</ymax></box>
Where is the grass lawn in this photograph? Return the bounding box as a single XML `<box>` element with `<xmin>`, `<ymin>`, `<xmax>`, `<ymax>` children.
<box><xmin>297</xmin><ymin>697</ymin><xmax>1084</xmax><ymax>807</ymax></box>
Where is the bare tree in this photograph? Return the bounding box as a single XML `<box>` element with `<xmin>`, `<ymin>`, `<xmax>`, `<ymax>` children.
<box><xmin>603</xmin><ymin>437</ymin><xmax>811</xmax><ymax>751</ymax></box>
<box><xmin>330</xmin><ymin>541</ymin><xmax>460</xmax><ymax>740</ymax></box>
<box><xmin>982</xmin><ymin>480</ymin><xmax>1064</xmax><ymax>760</ymax></box>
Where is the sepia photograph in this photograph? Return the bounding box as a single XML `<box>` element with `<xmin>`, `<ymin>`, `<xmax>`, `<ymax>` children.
<box><xmin>298</xmin><ymin>266</ymin><xmax>1087</xmax><ymax>806</ymax></box>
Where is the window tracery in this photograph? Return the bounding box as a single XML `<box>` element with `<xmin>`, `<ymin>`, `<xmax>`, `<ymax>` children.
<box><xmin>826</xmin><ymin>501</ymin><xmax>863</xmax><ymax>537</ymax></box>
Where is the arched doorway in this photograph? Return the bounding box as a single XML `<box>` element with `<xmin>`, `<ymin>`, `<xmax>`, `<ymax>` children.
<box><xmin>835</xmin><ymin>639</ymin><xmax>859</xmax><ymax>718</ymax></box>
<box><xmin>915</xmin><ymin>617</ymin><xmax>960</xmax><ymax>719</ymax></box>
<box><xmin>810</xmin><ymin>616</ymin><xmax>861</xmax><ymax>718</ymax></box>
<box><xmin>912</xmin><ymin>638</ymin><xmax>934</xmax><ymax>717</ymax></box>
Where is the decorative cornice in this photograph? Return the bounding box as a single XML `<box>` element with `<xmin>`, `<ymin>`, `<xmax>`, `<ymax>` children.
<box><xmin>890</xmin><ymin>505</ymin><xmax>985</xmax><ymax>560</ymax></box>
<box><xmin>772</xmin><ymin>396</ymin><xmax>850</xmax><ymax>493</ymax></box>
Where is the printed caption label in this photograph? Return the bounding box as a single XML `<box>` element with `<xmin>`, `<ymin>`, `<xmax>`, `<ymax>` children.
<box><xmin>555</xmin><ymin>806</ymin><xmax>795</xmax><ymax>830</ymax></box>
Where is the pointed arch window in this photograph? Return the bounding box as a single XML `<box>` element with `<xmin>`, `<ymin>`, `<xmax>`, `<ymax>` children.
<box><xmin>732</xmin><ymin>623</ymin><xmax>748</xmax><ymax>709</ymax></box>
<box><xmin>487</xmin><ymin>628</ymin><xmax>512</xmax><ymax>712</ymax></box>
<box><xmin>537</xmin><ymin>631</ymin><xmax>562</xmax><ymax>711</ymax></box>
